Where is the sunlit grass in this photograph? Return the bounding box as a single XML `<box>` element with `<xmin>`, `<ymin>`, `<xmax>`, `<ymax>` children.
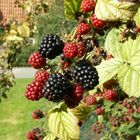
<box><xmin>0</xmin><ymin>79</ymin><xmax>52</xmax><ymax>140</ymax></box>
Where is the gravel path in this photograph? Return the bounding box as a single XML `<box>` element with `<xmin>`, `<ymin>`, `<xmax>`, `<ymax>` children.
<box><xmin>12</xmin><ymin>67</ymin><xmax>37</xmax><ymax>78</ymax></box>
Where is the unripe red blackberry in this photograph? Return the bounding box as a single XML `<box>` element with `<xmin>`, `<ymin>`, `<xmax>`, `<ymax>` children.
<box><xmin>64</xmin><ymin>84</ymin><xmax>84</xmax><ymax>108</ymax></box>
<box><xmin>72</xmin><ymin>60</ymin><xmax>99</xmax><ymax>90</ymax></box>
<box><xmin>85</xmin><ymin>93</ymin><xmax>102</xmax><ymax>105</ymax></box>
<box><xmin>92</xmin><ymin>121</ymin><xmax>104</xmax><ymax>134</ymax></box>
<box><xmin>39</xmin><ymin>34</ymin><xmax>64</xmax><ymax>59</ymax></box>
<box><xmin>28</xmin><ymin>52</ymin><xmax>46</xmax><ymax>69</ymax></box>
<box><xmin>91</xmin><ymin>14</ymin><xmax>106</xmax><ymax>29</ymax></box>
<box><xmin>76</xmin><ymin>42</ymin><xmax>86</xmax><ymax>58</ymax></box>
<box><xmin>35</xmin><ymin>70</ymin><xmax>50</xmax><ymax>83</ymax></box>
<box><xmin>26</xmin><ymin>128</ymin><xmax>44</xmax><ymax>140</ymax></box>
<box><xmin>26</xmin><ymin>130</ymin><xmax>37</xmax><ymax>140</ymax></box>
<box><xmin>76</xmin><ymin>23</ymin><xmax>90</xmax><ymax>36</ymax></box>
<box><xmin>42</xmin><ymin>73</ymin><xmax>72</xmax><ymax>102</ymax></box>
<box><xmin>80</xmin><ymin>0</ymin><xmax>96</xmax><ymax>13</ymax></box>
<box><xmin>63</xmin><ymin>43</ymin><xmax>77</xmax><ymax>59</ymax></box>
<box><xmin>85</xmin><ymin>95</ymin><xmax>97</xmax><ymax>105</ymax></box>
<box><xmin>32</xmin><ymin>110</ymin><xmax>44</xmax><ymax>120</ymax></box>
<box><xmin>25</xmin><ymin>81</ymin><xmax>44</xmax><ymax>101</ymax></box>
<box><xmin>103</xmin><ymin>89</ymin><xmax>117</xmax><ymax>101</ymax></box>
<box><xmin>96</xmin><ymin>107</ymin><xmax>104</xmax><ymax>115</ymax></box>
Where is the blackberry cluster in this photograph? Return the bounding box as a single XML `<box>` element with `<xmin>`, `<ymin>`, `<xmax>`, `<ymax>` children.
<box><xmin>42</xmin><ymin>73</ymin><xmax>72</xmax><ymax>102</ymax></box>
<box><xmin>39</xmin><ymin>34</ymin><xmax>64</xmax><ymax>59</ymax></box>
<box><xmin>72</xmin><ymin>60</ymin><xmax>99</xmax><ymax>90</ymax></box>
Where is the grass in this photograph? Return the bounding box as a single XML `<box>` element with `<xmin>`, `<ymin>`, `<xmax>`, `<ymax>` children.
<box><xmin>0</xmin><ymin>79</ymin><xmax>53</xmax><ymax>140</ymax></box>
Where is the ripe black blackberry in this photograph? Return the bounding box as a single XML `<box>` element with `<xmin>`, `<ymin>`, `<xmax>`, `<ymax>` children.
<box><xmin>39</xmin><ymin>34</ymin><xmax>64</xmax><ymax>59</ymax></box>
<box><xmin>72</xmin><ymin>60</ymin><xmax>99</xmax><ymax>90</ymax></box>
<box><xmin>42</xmin><ymin>73</ymin><xmax>72</xmax><ymax>102</ymax></box>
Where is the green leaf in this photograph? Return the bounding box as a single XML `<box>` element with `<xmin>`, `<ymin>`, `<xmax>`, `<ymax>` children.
<box><xmin>134</xmin><ymin>7</ymin><xmax>140</xmax><ymax>28</ymax></box>
<box><xmin>119</xmin><ymin>122</ymin><xmax>137</xmax><ymax>135</ymax></box>
<box><xmin>68</xmin><ymin>102</ymin><xmax>92</xmax><ymax>121</ymax></box>
<box><xmin>96</xmin><ymin>58</ymin><xmax>123</xmax><ymax>85</ymax></box>
<box><xmin>95</xmin><ymin>0</ymin><xmax>138</xmax><ymax>21</ymax></box>
<box><xmin>105</xmin><ymin>28</ymin><xmax>122</xmax><ymax>57</ymax></box>
<box><xmin>117</xmin><ymin>37</ymin><xmax>140</xmax><ymax>97</ymax></box>
<box><xmin>97</xmin><ymin>36</ymin><xmax>140</xmax><ymax>97</ymax></box>
<box><xmin>64</xmin><ymin>0</ymin><xmax>82</xmax><ymax>20</ymax></box>
<box><xmin>104</xmin><ymin>100</ymin><xmax>115</xmax><ymax>112</ymax></box>
<box><xmin>48</xmin><ymin>103</ymin><xmax>80</xmax><ymax>140</ymax></box>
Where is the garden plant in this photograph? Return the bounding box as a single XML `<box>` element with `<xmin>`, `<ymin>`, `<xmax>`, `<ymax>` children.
<box><xmin>0</xmin><ymin>0</ymin><xmax>49</xmax><ymax>100</ymax></box>
<box><xmin>24</xmin><ymin>0</ymin><xmax>140</xmax><ymax>140</ymax></box>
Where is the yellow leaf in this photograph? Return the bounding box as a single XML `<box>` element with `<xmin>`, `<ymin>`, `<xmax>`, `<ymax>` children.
<box><xmin>9</xmin><ymin>30</ymin><xmax>17</xmax><ymax>35</ymax></box>
<box><xmin>24</xmin><ymin>0</ymin><xmax>32</xmax><ymax>13</ymax></box>
<box><xmin>17</xmin><ymin>23</ymin><xmax>30</xmax><ymax>37</ymax></box>
<box><xmin>95</xmin><ymin>0</ymin><xmax>138</xmax><ymax>21</ymax></box>
<box><xmin>6</xmin><ymin>35</ymin><xmax>23</xmax><ymax>41</ymax></box>
<box><xmin>134</xmin><ymin>6</ymin><xmax>140</xmax><ymax>28</ymax></box>
<box><xmin>68</xmin><ymin>102</ymin><xmax>92</xmax><ymax>121</ymax></box>
<box><xmin>48</xmin><ymin>103</ymin><xmax>80</xmax><ymax>140</ymax></box>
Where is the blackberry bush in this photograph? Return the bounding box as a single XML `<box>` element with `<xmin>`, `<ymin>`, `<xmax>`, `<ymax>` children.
<box><xmin>39</xmin><ymin>34</ymin><xmax>64</xmax><ymax>59</ymax></box>
<box><xmin>25</xmin><ymin>0</ymin><xmax>140</xmax><ymax>140</ymax></box>
<box><xmin>72</xmin><ymin>60</ymin><xmax>99</xmax><ymax>90</ymax></box>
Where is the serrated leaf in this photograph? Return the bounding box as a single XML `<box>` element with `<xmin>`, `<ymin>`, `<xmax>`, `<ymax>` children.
<box><xmin>105</xmin><ymin>28</ymin><xmax>122</xmax><ymax>57</ymax></box>
<box><xmin>117</xmin><ymin>37</ymin><xmax>140</xmax><ymax>97</ymax></box>
<box><xmin>48</xmin><ymin>104</ymin><xmax>80</xmax><ymax>140</ymax></box>
<box><xmin>64</xmin><ymin>0</ymin><xmax>82</xmax><ymax>20</ymax></box>
<box><xmin>95</xmin><ymin>0</ymin><xmax>138</xmax><ymax>21</ymax></box>
<box><xmin>96</xmin><ymin>58</ymin><xmax>123</xmax><ymax>85</ymax></box>
<box><xmin>68</xmin><ymin>102</ymin><xmax>92</xmax><ymax>121</ymax></box>
<box><xmin>98</xmin><ymin>36</ymin><xmax>140</xmax><ymax>97</ymax></box>
<box><xmin>43</xmin><ymin>132</ymin><xmax>56</xmax><ymax>140</ymax></box>
<box><xmin>134</xmin><ymin>7</ymin><xmax>140</xmax><ymax>28</ymax></box>
<box><xmin>48</xmin><ymin>102</ymin><xmax>67</xmax><ymax>114</ymax></box>
<box><xmin>17</xmin><ymin>22</ymin><xmax>30</xmax><ymax>37</ymax></box>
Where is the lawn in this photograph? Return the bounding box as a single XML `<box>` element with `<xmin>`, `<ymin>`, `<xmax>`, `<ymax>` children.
<box><xmin>0</xmin><ymin>79</ymin><xmax>53</xmax><ymax>140</ymax></box>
